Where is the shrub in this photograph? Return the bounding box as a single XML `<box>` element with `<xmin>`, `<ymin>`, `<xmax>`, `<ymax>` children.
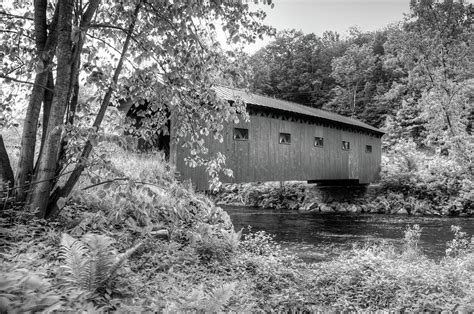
<box><xmin>403</xmin><ymin>224</ymin><xmax>422</xmax><ymax>258</ymax></box>
<box><xmin>240</xmin><ymin>229</ymin><xmax>281</xmax><ymax>257</ymax></box>
<box><xmin>59</xmin><ymin>233</ymin><xmax>142</xmax><ymax>295</ymax></box>
<box><xmin>380</xmin><ymin>140</ymin><xmax>473</xmax><ymax>216</ymax></box>
<box><xmin>192</xmin><ymin>225</ymin><xmax>242</xmax><ymax>264</ymax></box>
<box><xmin>446</xmin><ymin>225</ymin><xmax>473</xmax><ymax>257</ymax></box>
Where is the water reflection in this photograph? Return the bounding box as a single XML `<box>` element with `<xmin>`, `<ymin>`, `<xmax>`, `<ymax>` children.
<box><xmin>224</xmin><ymin>206</ymin><xmax>474</xmax><ymax>261</ymax></box>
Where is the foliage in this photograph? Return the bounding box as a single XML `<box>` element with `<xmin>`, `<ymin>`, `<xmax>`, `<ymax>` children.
<box><xmin>1</xmin><ymin>0</ymin><xmax>274</xmax><ymax>217</ymax></box>
<box><xmin>310</xmin><ymin>241</ymin><xmax>473</xmax><ymax>312</ymax></box>
<box><xmin>215</xmin><ymin>182</ymin><xmax>306</xmax><ymax>210</ymax></box>
<box><xmin>446</xmin><ymin>225</ymin><xmax>474</xmax><ymax>257</ymax></box>
<box><xmin>240</xmin><ymin>229</ymin><xmax>281</xmax><ymax>257</ymax></box>
<box><xmin>383</xmin><ymin>0</ymin><xmax>473</xmax><ymax>166</ymax></box>
<box><xmin>380</xmin><ymin>140</ymin><xmax>473</xmax><ymax>215</ymax></box>
<box><xmin>248</xmin><ymin>29</ymin><xmax>347</xmax><ymax>109</ymax></box>
<box><xmin>248</xmin><ymin>27</ymin><xmax>403</xmax><ymax>127</ymax></box>
<box><xmin>326</xmin><ymin>43</ymin><xmax>377</xmax><ymax>116</ymax></box>
<box><xmin>2</xmin><ymin>190</ymin><xmax>474</xmax><ymax>312</ymax></box>
<box><xmin>192</xmin><ymin>225</ymin><xmax>242</xmax><ymax>264</ymax></box>
<box><xmin>216</xmin><ymin>163</ymin><xmax>473</xmax><ymax>215</ymax></box>
<box><xmin>59</xmin><ymin>233</ymin><xmax>141</xmax><ymax>295</ymax></box>
<box><xmin>248</xmin><ymin>1</ymin><xmax>472</xmax><ymax>173</ymax></box>
<box><xmin>403</xmin><ymin>224</ymin><xmax>422</xmax><ymax>258</ymax></box>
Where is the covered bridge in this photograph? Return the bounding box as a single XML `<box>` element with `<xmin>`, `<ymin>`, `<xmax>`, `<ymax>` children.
<box><xmin>170</xmin><ymin>86</ymin><xmax>384</xmax><ymax>190</ymax></box>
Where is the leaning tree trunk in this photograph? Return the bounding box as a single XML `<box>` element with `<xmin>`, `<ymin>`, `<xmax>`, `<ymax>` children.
<box><xmin>26</xmin><ymin>0</ymin><xmax>74</xmax><ymax>217</ymax></box>
<box><xmin>0</xmin><ymin>135</ymin><xmax>14</xmax><ymax>191</ymax></box>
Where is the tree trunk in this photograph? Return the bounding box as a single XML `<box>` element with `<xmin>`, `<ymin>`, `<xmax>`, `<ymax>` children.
<box><xmin>14</xmin><ymin>3</ymin><xmax>59</xmax><ymax>201</ymax></box>
<box><xmin>47</xmin><ymin>1</ymin><xmax>142</xmax><ymax>218</ymax></box>
<box><xmin>41</xmin><ymin>71</ymin><xmax>54</xmax><ymax>148</ymax></box>
<box><xmin>27</xmin><ymin>0</ymin><xmax>74</xmax><ymax>217</ymax></box>
<box><xmin>0</xmin><ymin>135</ymin><xmax>14</xmax><ymax>190</ymax></box>
<box><xmin>14</xmin><ymin>72</ymin><xmax>48</xmax><ymax>200</ymax></box>
<box><xmin>34</xmin><ymin>70</ymin><xmax>55</xmax><ymax>173</ymax></box>
<box><xmin>352</xmin><ymin>80</ymin><xmax>359</xmax><ymax>116</ymax></box>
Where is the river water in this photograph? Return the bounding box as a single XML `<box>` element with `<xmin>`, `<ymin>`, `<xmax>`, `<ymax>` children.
<box><xmin>224</xmin><ymin>206</ymin><xmax>474</xmax><ymax>262</ymax></box>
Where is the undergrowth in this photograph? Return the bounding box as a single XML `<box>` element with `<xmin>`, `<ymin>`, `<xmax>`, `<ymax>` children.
<box><xmin>1</xmin><ymin>150</ymin><xmax>473</xmax><ymax>312</ymax></box>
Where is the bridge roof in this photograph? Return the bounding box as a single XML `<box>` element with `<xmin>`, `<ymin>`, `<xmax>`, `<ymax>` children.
<box><xmin>214</xmin><ymin>86</ymin><xmax>384</xmax><ymax>134</ymax></box>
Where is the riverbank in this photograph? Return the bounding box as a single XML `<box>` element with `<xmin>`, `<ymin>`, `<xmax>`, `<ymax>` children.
<box><xmin>214</xmin><ymin>180</ymin><xmax>473</xmax><ymax>217</ymax></box>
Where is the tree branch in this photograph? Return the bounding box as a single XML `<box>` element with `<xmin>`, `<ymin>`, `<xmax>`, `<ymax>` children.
<box><xmin>81</xmin><ymin>177</ymin><xmax>162</xmax><ymax>191</ymax></box>
<box><xmin>86</xmin><ymin>33</ymin><xmax>138</xmax><ymax>69</ymax></box>
<box><xmin>0</xmin><ymin>29</ymin><xmax>35</xmax><ymax>40</ymax></box>
<box><xmin>89</xmin><ymin>23</ymin><xmax>130</xmax><ymax>32</ymax></box>
<box><xmin>0</xmin><ymin>74</ymin><xmax>54</xmax><ymax>92</ymax></box>
<box><xmin>0</xmin><ymin>11</ymin><xmax>34</xmax><ymax>21</ymax></box>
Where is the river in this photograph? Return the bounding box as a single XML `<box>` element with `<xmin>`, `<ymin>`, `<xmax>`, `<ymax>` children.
<box><xmin>224</xmin><ymin>206</ymin><xmax>474</xmax><ymax>262</ymax></box>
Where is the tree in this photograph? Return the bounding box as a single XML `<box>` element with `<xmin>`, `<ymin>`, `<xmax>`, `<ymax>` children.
<box><xmin>1</xmin><ymin>0</ymin><xmax>272</xmax><ymax>218</ymax></box>
<box><xmin>248</xmin><ymin>28</ymin><xmax>401</xmax><ymax>126</ymax></box>
<box><xmin>325</xmin><ymin>43</ymin><xmax>377</xmax><ymax>116</ymax></box>
<box><xmin>248</xmin><ymin>29</ymin><xmax>346</xmax><ymax>108</ymax></box>
<box><xmin>384</xmin><ymin>0</ymin><xmax>473</xmax><ymax>167</ymax></box>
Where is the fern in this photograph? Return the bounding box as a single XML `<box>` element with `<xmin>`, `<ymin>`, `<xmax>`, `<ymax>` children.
<box><xmin>60</xmin><ymin>233</ymin><xmax>90</xmax><ymax>289</ymax></box>
<box><xmin>221</xmin><ymin>228</ymin><xmax>242</xmax><ymax>252</ymax></box>
<box><xmin>59</xmin><ymin>233</ymin><xmax>141</xmax><ymax>293</ymax></box>
<box><xmin>177</xmin><ymin>282</ymin><xmax>236</xmax><ymax>312</ymax></box>
<box><xmin>205</xmin><ymin>282</ymin><xmax>236</xmax><ymax>312</ymax></box>
<box><xmin>81</xmin><ymin>234</ymin><xmax>115</xmax><ymax>291</ymax></box>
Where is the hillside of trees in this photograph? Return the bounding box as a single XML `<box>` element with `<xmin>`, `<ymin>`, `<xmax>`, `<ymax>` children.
<box><xmin>245</xmin><ymin>2</ymin><xmax>473</xmax><ymax>162</ymax></box>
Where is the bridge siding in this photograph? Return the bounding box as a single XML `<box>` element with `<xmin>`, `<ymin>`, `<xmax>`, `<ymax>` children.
<box><xmin>173</xmin><ymin>108</ymin><xmax>382</xmax><ymax>190</ymax></box>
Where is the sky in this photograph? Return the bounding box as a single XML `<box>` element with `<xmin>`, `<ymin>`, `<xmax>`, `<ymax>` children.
<box><xmin>226</xmin><ymin>0</ymin><xmax>411</xmax><ymax>53</ymax></box>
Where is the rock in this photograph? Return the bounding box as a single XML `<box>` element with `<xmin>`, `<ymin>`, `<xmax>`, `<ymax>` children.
<box><xmin>152</xmin><ymin>229</ymin><xmax>169</xmax><ymax>240</ymax></box>
<box><xmin>337</xmin><ymin>204</ymin><xmax>347</xmax><ymax>212</ymax></box>
<box><xmin>301</xmin><ymin>202</ymin><xmax>319</xmax><ymax>211</ymax></box>
<box><xmin>319</xmin><ymin>204</ymin><xmax>333</xmax><ymax>213</ymax></box>
<box><xmin>397</xmin><ymin>208</ymin><xmax>408</xmax><ymax>215</ymax></box>
<box><xmin>370</xmin><ymin>206</ymin><xmax>380</xmax><ymax>214</ymax></box>
<box><xmin>348</xmin><ymin>205</ymin><xmax>360</xmax><ymax>213</ymax></box>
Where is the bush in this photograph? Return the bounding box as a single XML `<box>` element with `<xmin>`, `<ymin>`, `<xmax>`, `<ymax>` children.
<box><xmin>215</xmin><ymin>182</ymin><xmax>306</xmax><ymax>210</ymax></box>
<box><xmin>380</xmin><ymin>140</ymin><xmax>473</xmax><ymax>216</ymax></box>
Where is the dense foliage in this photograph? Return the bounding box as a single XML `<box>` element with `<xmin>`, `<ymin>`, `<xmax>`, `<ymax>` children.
<box><xmin>1</xmin><ymin>154</ymin><xmax>473</xmax><ymax>311</ymax></box>
<box><xmin>0</xmin><ymin>0</ymin><xmax>273</xmax><ymax>217</ymax></box>
<box><xmin>248</xmin><ymin>1</ymin><xmax>473</xmax><ymax>168</ymax></box>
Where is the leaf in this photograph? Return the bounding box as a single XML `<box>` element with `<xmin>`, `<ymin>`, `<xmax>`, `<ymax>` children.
<box><xmin>56</xmin><ymin>197</ymin><xmax>67</xmax><ymax>210</ymax></box>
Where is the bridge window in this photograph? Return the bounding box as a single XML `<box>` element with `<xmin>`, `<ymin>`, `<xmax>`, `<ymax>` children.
<box><xmin>366</xmin><ymin>145</ymin><xmax>372</xmax><ymax>153</ymax></box>
<box><xmin>314</xmin><ymin>137</ymin><xmax>324</xmax><ymax>147</ymax></box>
<box><xmin>342</xmin><ymin>141</ymin><xmax>350</xmax><ymax>151</ymax></box>
<box><xmin>233</xmin><ymin>128</ymin><xmax>249</xmax><ymax>141</ymax></box>
<box><xmin>279</xmin><ymin>133</ymin><xmax>291</xmax><ymax>144</ymax></box>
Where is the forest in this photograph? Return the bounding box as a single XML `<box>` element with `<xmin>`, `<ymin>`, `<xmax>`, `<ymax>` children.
<box><xmin>1</xmin><ymin>0</ymin><xmax>473</xmax><ymax>311</ymax></box>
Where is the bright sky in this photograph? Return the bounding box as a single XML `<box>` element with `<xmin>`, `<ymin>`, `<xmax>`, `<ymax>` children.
<box><xmin>226</xmin><ymin>0</ymin><xmax>411</xmax><ymax>53</ymax></box>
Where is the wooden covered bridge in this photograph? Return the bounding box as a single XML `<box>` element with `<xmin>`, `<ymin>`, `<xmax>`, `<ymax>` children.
<box><xmin>170</xmin><ymin>86</ymin><xmax>384</xmax><ymax>190</ymax></box>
